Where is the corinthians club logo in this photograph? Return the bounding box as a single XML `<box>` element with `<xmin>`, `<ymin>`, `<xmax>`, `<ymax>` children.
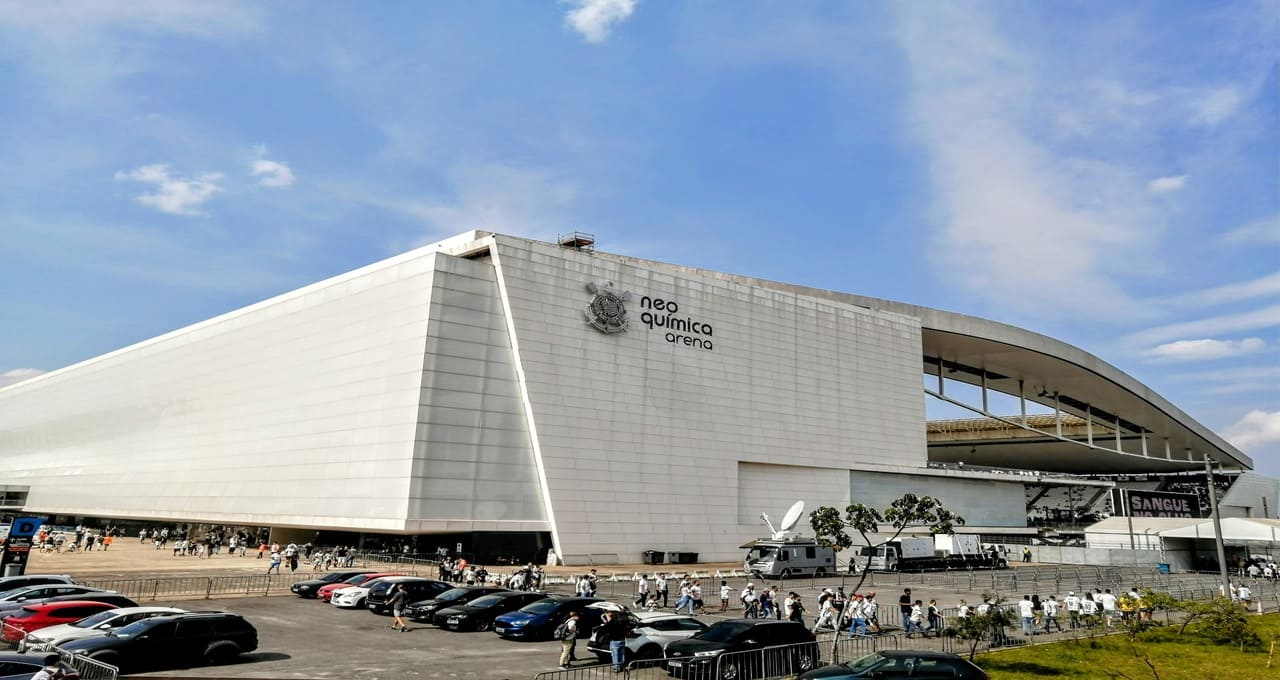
<box><xmin>584</xmin><ymin>281</ymin><xmax>631</xmax><ymax>334</ymax></box>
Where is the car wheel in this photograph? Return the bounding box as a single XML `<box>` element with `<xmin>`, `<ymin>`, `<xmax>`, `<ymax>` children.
<box><xmin>636</xmin><ymin>644</ymin><xmax>663</xmax><ymax>660</ymax></box>
<box><xmin>794</xmin><ymin>646</ymin><xmax>817</xmax><ymax>672</ymax></box>
<box><xmin>814</xmin><ymin>568</ymin><xmax>827</xmax><ymax>578</ymax></box>
<box><xmin>780</xmin><ymin>568</ymin><xmax>792</xmax><ymax>580</ymax></box>
<box><xmin>475</xmin><ymin>619</ymin><xmax>492</xmax><ymax>632</ymax></box>
<box><xmin>206</xmin><ymin>642</ymin><xmax>241</xmax><ymax>665</ymax></box>
<box><xmin>719</xmin><ymin>661</ymin><xmax>739</xmax><ymax>680</ymax></box>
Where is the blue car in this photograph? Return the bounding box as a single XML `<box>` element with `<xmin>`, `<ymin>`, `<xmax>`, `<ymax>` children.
<box><xmin>493</xmin><ymin>595</ymin><xmax>602</xmax><ymax>640</ymax></box>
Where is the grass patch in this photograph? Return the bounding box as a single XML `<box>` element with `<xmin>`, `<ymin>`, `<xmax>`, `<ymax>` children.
<box><xmin>978</xmin><ymin>613</ymin><xmax>1280</xmax><ymax>680</ymax></box>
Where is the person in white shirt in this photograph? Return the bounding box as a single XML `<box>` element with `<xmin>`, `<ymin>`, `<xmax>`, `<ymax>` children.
<box><xmin>741</xmin><ymin>584</ymin><xmax>759</xmax><ymax>617</ymax></box>
<box><xmin>812</xmin><ymin>589</ymin><xmax>836</xmax><ymax>631</ymax></box>
<box><xmin>1080</xmin><ymin>596</ymin><xmax>1098</xmax><ymax>627</ymax></box>
<box><xmin>1099</xmin><ymin>589</ymin><xmax>1118</xmax><ymax>627</ymax></box>
<box><xmin>1064</xmin><ymin>591</ymin><xmax>1081</xmax><ymax>629</ymax></box>
<box><xmin>1018</xmin><ymin>596</ymin><xmax>1035</xmax><ymax>636</ymax></box>
<box><xmin>1042</xmin><ymin>595</ymin><xmax>1061</xmax><ymax>633</ymax></box>
<box><xmin>635</xmin><ymin>575</ymin><xmax>650</xmax><ymax>607</ymax></box>
<box><xmin>656</xmin><ymin>574</ymin><xmax>669</xmax><ymax>608</ymax></box>
<box><xmin>719</xmin><ymin>581</ymin><xmax>732</xmax><ymax>612</ymax></box>
<box><xmin>1238</xmin><ymin>584</ymin><xmax>1252</xmax><ymax>608</ymax></box>
<box><xmin>957</xmin><ymin>600</ymin><xmax>970</xmax><ymax>619</ymax></box>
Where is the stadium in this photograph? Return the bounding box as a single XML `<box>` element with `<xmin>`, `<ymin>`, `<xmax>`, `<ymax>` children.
<box><xmin>0</xmin><ymin>231</ymin><xmax>1266</xmax><ymax>567</ymax></box>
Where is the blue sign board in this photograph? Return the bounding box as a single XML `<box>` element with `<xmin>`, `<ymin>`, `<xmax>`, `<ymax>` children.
<box><xmin>8</xmin><ymin>517</ymin><xmax>44</xmax><ymax>539</ymax></box>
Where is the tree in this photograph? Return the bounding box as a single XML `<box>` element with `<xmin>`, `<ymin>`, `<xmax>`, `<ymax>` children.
<box><xmin>809</xmin><ymin>493</ymin><xmax>965</xmax><ymax>594</ymax></box>
<box><xmin>949</xmin><ymin>594</ymin><xmax>1008</xmax><ymax>660</ymax></box>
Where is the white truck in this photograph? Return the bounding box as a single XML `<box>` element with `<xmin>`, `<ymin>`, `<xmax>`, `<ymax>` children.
<box><xmin>744</xmin><ymin>537</ymin><xmax>836</xmax><ymax>579</ymax></box>
<box><xmin>863</xmin><ymin>534</ymin><xmax>1006</xmax><ymax>572</ymax></box>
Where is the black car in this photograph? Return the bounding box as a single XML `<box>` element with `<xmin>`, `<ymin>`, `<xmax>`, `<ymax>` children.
<box><xmin>433</xmin><ymin>591</ymin><xmax>546</xmax><ymax>632</ymax></box>
<box><xmin>405</xmin><ymin>586</ymin><xmax>508</xmax><ymax>622</ymax></box>
<box><xmin>290</xmin><ymin>570</ymin><xmax>375</xmax><ymax>598</ymax></box>
<box><xmin>0</xmin><ymin>651</ymin><xmax>82</xmax><ymax>679</ymax></box>
<box><xmin>366</xmin><ymin>577</ymin><xmax>451</xmax><ymax>615</ymax></box>
<box><xmin>58</xmin><ymin>612</ymin><xmax>258</xmax><ymax>672</ymax></box>
<box><xmin>798</xmin><ymin>650</ymin><xmax>988</xmax><ymax>680</ymax></box>
<box><xmin>664</xmin><ymin>619</ymin><xmax>817</xmax><ymax>680</ymax></box>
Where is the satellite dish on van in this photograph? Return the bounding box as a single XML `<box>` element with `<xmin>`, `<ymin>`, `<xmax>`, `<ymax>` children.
<box><xmin>759</xmin><ymin>501</ymin><xmax>806</xmax><ymax>541</ymax></box>
<box><xmin>779</xmin><ymin>501</ymin><xmax>805</xmax><ymax>534</ymax></box>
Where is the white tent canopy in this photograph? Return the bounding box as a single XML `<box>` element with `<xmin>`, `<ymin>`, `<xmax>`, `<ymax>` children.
<box><xmin>1160</xmin><ymin>517</ymin><xmax>1280</xmax><ymax>543</ymax></box>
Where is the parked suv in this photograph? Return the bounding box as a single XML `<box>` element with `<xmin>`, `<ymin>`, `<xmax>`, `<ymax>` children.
<box><xmin>587</xmin><ymin>610</ymin><xmax>707</xmax><ymax>661</ymax></box>
<box><xmin>58</xmin><ymin>612</ymin><xmax>258</xmax><ymax>672</ymax></box>
<box><xmin>664</xmin><ymin>619</ymin><xmax>817</xmax><ymax>679</ymax></box>
<box><xmin>365</xmin><ymin>577</ymin><xmax>451</xmax><ymax>615</ymax></box>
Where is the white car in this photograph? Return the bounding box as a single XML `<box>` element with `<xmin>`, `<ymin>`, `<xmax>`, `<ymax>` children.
<box><xmin>330</xmin><ymin>584</ymin><xmax>376</xmax><ymax>609</ymax></box>
<box><xmin>20</xmin><ymin>606</ymin><xmax>186</xmax><ymax>652</ymax></box>
<box><xmin>587</xmin><ymin>610</ymin><xmax>709</xmax><ymax>661</ymax></box>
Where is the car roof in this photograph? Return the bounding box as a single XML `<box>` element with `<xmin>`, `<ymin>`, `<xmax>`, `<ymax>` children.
<box><xmin>880</xmin><ymin>650</ymin><xmax>967</xmax><ymax>660</ymax></box>
<box><xmin>634</xmin><ymin>611</ymin><xmax>694</xmax><ymax>622</ymax></box>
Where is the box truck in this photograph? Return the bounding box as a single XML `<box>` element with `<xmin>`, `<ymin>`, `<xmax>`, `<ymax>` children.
<box><xmin>863</xmin><ymin>534</ymin><xmax>1006</xmax><ymax>572</ymax></box>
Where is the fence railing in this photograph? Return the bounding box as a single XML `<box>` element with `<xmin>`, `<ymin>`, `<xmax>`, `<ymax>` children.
<box><xmin>1</xmin><ymin>621</ymin><xmax>119</xmax><ymax>680</ymax></box>
<box><xmin>78</xmin><ymin>569</ymin><xmax>417</xmax><ymax>602</ymax></box>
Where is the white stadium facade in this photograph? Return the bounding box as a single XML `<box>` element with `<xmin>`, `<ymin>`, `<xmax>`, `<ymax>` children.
<box><xmin>0</xmin><ymin>231</ymin><xmax>1260</xmax><ymax>566</ymax></box>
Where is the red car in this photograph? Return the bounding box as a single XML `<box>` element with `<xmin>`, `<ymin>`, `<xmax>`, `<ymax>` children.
<box><xmin>2</xmin><ymin>601</ymin><xmax>120</xmax><ymax>641</ymax></box>
<box><xmin>317</xmin><ymin>572</ymin><xmax>402</xmax><ymax>602</ymax></box>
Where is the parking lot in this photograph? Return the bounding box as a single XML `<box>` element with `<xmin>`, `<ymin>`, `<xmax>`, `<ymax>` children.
<box><xmin>130</xmin><ymin>593</ymin><xmax>570</xmax><ymax>679</ymax></box>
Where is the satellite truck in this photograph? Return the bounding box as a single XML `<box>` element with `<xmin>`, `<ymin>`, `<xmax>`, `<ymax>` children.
<box><xmin>863</xmin><ymin>534</ymin><xmax>1008</xmax><ymax>572</ymax></box>
<box><xmin>743</xmin><ymin>501</ymin><xmax>836</xmax><ymax>579</ymax></box>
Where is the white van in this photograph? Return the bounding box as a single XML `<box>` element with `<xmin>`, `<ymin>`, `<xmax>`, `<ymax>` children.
<box><xmin>744</xmin><ymin>538</ymin><xmax>835</xmax><ymax>579</ymax></box>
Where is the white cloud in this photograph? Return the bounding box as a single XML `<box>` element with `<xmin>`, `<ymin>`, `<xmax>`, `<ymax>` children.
<box><xmin>1223</xmin><ymin>410</ymin><xmax>1280</xmax><ymax>454</ymax></box>
<box><xmin>251</xmin><ymin>159</ymin><xmax>296</xmax><ymax>187</ymax></box>
<box><xmin>1123</xmin><ymin>304</ymin><xmax>1280</xmax><ymax>348</ymax></box>
<box><xmin>115</xmin><ymin>164</ymin><xmax>224</xmax><ymax>216</ymax></box>
<box><xmin>1147</xmin><ymin>175</ymin><xmax>1188</xmax><ymax>193</ymax></box>
<box><xmin>893</xmin><ymin>4</ymin><xmax>1152</xmax><ymax>320</ymax></box>
<box><xmin>1190</xmin><ymin>86</ymin><xmax>1244</xmax><ymax>126</ymax></box>
<box><xmin>1143</xmin><ymin>337</ymin><xmax>1266</xmax><ymax>362</ymax></box>
<box><xmin>1166</xmin><ymin>272</ymin><xmax>1280</xmax><ymax>308</ymax></box>
<box><xmin>563</xmin><ymin>0</ymin><xmax>636</xmax><ymax>43</ymax></box>
<box><xmin>0</xmin><ymin>368</ymin><xmax>45</xmax><ymax>389</ymax></box>
<box><xmin>1221</xmin><ymin>214</ymin><xmax>1280</xmax><ymax>246</ymax></box>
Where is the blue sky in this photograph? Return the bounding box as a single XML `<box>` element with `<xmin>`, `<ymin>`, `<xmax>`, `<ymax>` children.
<box><xmin>2</xmin><ymin>1</ymin><xmax>1277</xmax><ymax>474</ymax></box>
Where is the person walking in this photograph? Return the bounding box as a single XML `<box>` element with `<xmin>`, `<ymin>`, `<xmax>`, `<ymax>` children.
<box><xmin>1018</xmin><ymin>596</ymin><xmax>1035</xmax><ymax>637</ymax></box>
<box><xmin>635</xmin><ymin>574</ymin><xmax>651</xmax><ymax>607</ymax></box>
<box><xmin>845</xmin><ymin>594</ymin><xmax>868</xmax><ymax>637</ymax></box>
<box><xmin>267</xmin><ymin>550</ymin><xmax>282</xmax><ymax>574</ymax></box>
<box><xmin>674</xmin><ymin>581</ymin><xmax>694</xmax><ymax>615</ymax></box>
<box><xmin>557</xmin><ymin>610</ymin><xmax>580</xmax><ymax>669</ymax></box>
<box><xmin>1043</xmin><ymin>595</ymin><xmax>1062</xmax><ymax>633</ymax></box>
<box><xmin>389</xmin><ymin>584</ymin><xmax>410</xmax><ymax>632</ymax></box>
<box><xmin>926</xmin><ymin>599</ymin><xmax>942</xmax><ymax>637</ymax></box>
<box><xmin>656</xmin><ymin>574</ymin><xmax>669</xmax><ymax>608</ymax></box>
<box><xmin>898</xmin><ymin>589</ymin><xmax>913</xmax><ymax>632</ymax></box>
<box><xmin>1064</xmin><ymin>591</ymin><xmax>1081</xmax><ymax>629</ymax></box>
<box><xmin>258</xmin><ymin>542</ymin><xmax>267</xmax><ymax>559</ymax></box>
<box><xmin>719</xmin><ymin>580</ymin><xmax>731</xmax><ymax>612</ymax></box>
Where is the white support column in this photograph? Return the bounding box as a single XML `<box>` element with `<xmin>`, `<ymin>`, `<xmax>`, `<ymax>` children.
<box><xmin>1019</xmin><ymin>380</ymin><xmax>1027</xmax><ymax>425</ymax></box>
<box><xmin>1164</xmin><ymin>438</ymin><xmax>1172</xmax><ymax>460</ymax></box>
<box><xmin>1115</xmin><ymin>415</ymin><xmax>1122</xmax><ymax>453</ymax></box>
<box><xmin>1086</xmin><ymin>405</ymin><xmax>1093</xmax><ymax>446</ymax></box>
<box><xmin>1141</xmin><ymin>431</ymin><xmax>1148</xmax><ymax>457</ymax></box>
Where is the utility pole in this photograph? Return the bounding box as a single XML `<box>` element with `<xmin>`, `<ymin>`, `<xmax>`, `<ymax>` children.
<box><xmin>1204</xmin><ymin>454</ymin><xmax>1230</xmax><ymax>598</ymax></box>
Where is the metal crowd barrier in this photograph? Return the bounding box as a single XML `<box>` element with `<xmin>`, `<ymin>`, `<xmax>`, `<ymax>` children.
<box><xmin>58</xmin><ymin>648</ymin><xmax>120</xmax><ymax>680</ymax></box>
<box><xmin>1</xmin><ymin>621</ymin><xmax>119</xmax><ymax>680</ymax></box>
<box><xmin>79</xmin><ymin>569</ymin><xmax>397</xmax><ymax>602</ymax></box>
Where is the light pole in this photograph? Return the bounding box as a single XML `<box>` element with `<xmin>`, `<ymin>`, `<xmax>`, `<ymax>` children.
<box><xmin>1204</xmin><ymin>454</ymin><xmax>1231</xmax><ymax>598</ymax></box>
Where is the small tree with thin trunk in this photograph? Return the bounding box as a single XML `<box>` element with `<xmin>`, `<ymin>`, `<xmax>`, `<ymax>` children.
<box><xmin>809</xmin><ymin>493</ymin><xmax>965</xmax><ymax>595</ymax></box>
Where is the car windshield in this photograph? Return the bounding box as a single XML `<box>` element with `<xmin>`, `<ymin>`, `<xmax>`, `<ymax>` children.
<box><xmin>0</xmin><ymin>587</ymin><xmax>39</xmax><ymax>601</ymax></box>
<box><xmin>73</xmin><ymin>611</ymin><xmax>119</xmax><ymax>628</ymax></box>
<box><xmin>318</xmin><ymin>573</ymin><xmax>346</xmax><ymax>583</ymax></box>
<box><xmin>111</xmin><ymin>618</ymin><xmax>165</xmax><ymax>640</ymax></box>
<box><xmin>344</xmin><ymin>575</ymin><xmax>373</xmax><ymax>585</ymax></box>
<box><xmin>748</xmin><ymin>547</ymin><xmax>777</xmax><ymax>560</ymax></box>
<box><xmin>695</xmin><ymin>621</ymin><xmax>755</xmax><ymax>643</ymax></box>
<box><xmin>434</xmin><ymin>588</ymin><xmax>471</xmax><ymax>603</ymax></box>
<box><xmin>844</xmin><ymin>653</ymin><xmax>893</xmax><ymax>673</ymax></box>
<box><xmin>518</xmin><ymin>599</ymin><xmax>559</xmax><ymax>614</ymax></box>
<box><xmin>468</xmin><ymin>594</ymin><xmax>507</xmax><ymax>608</ymax></box>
